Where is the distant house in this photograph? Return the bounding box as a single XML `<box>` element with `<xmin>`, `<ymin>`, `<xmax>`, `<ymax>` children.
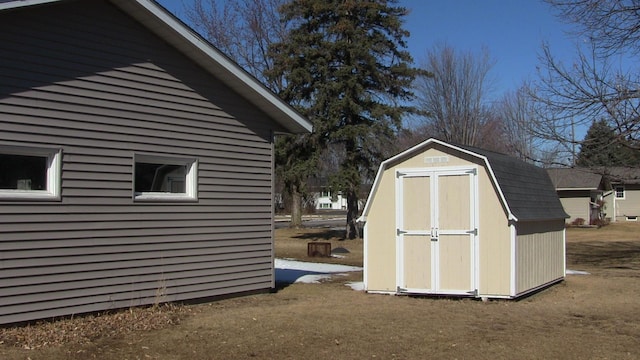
<box><xmin>315</xmin><ymin>188</ymin><xmax>347</xmax><ymax>210</ymax></box>
<box><xmin>604</xmin><ymin>167</ymin><xmax>640</xmax><ymax>222</ymax></box>
<box><xmin>307</xmin><ymin>178</ymin><xmax>370</xmax><ymax>211</ymax></box>
<box><xmin>359</xmin><ymin>139</ymin><xmax>567</xmax><ymax>299</ymax></box>
<box><xmin>546</xmin><ymin>168</ymin><xmax>610</xmax><ymax>224</ymax></box>
<box><xmin>0</xmin><ymin>0</ymin><xmax>311</xmax><ymax>324</ymax></box>
<box><xmin>547</xmin><ymin>167</ymin><xmax>640</xmax><ymax>223</ymax></box>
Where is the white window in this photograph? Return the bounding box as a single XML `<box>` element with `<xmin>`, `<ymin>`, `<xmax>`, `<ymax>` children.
<box><xmin>320</xmin><ymin>203</ymin><xmax>332</xmax><ymax>209</ymax></box>
<box><xmin>134</xmin><ymin>154</ymin><xmax>197</xmax><ymax>201</ymax></box>
<box><xmin>615</xmin><ymin>185</ymin><xmax>625</xmax><ymax>199</ymax></box>
<box><xmin>0</xmin><ymin>146</ymin><xmax>61</xmax><ymax>200</ymax></box>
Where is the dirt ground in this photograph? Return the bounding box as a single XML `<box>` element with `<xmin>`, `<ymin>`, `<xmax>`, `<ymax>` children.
<box><xmin>1</xmin><ymin>223</ymin><xmax>640</xmax><ymax>359</ymax></box>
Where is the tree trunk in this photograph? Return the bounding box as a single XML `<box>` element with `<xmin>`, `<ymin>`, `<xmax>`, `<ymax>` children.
<box><xmin>345</xmin><ymin>188</ymin><xmax>360</xmax><ymax>239</ymax></box>
<box><xmin>289</xmin><ymin>183</ymin><xmax>303</xmax><ymax>228</ymax></box>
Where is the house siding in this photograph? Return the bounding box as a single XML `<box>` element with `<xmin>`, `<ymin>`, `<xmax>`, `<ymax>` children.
<box><xmin>615</xmin><ymin>184</ymin><xmax>640</xmax><ymax>221</ymax></box>
<box><xmin>0</xmin><ymin>0</ymin><xmax>281</xmax><ymax>324</ymax></box>
<box><xmin>557</xmin><ymin>190</ymin><xmax>591</xmax><ymax>223</ymax></box>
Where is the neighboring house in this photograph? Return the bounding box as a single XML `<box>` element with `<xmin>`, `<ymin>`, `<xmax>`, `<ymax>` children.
<box><xmin>546</xmin><ymin>168</ymin><xmax>610</xmax><ymax>224</ymax></box>
<box><xmin>0</xmin><ymin>0</ymin><xmax>311</xmax><ymax>324</ymax></box>
<box><xmin>605</xmin><ymin>167</ymin><xmax>640</xmax><ymax>222</ymax></box>
<box><xmin>547</xmin><ymin>167</ymin><xmax>640</xmax><ymax>223</ymax></box>
<box><xmin>314</xmin><ymin>188</ymin><xmax>347</xmax><ymax>210</ymax></box>
<box><xmin>359</xmin><ymin>139</ymin><xmax>567</xmax><ymax>299</ymax></box>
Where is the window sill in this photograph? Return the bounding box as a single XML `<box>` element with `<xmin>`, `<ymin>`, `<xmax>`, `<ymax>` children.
<box><xmin>134</xmin><ymin>192</ymin><xmax>198</xmax><ymax>202</ymax></box>
<box><xmin>0</xmin><ymin>190</ymin><xmax>60</xmax><ymax>201</ymax></box>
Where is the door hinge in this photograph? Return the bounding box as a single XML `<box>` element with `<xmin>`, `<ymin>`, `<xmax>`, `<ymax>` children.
<box><xmin>396</xmin><ymin>171</ymin><xmax>406</xmax><ymax>178</ymax></box>
<box><xmin>397</xmin><ymin>229</ymin><xmax>407</xmax><ymax>236</ymax></box>
<box><xmin>466</xmin><ymin>228</ymin><xmax>478</xmax><ymax>235</ymax></box>
<box><xmin>466</xmin><ymin>168</ymin><xmax>477</xmax><ymax>175</ymax></box>
<box><xmin>397</xmin><ymin>286</ymin><xmax>407</xmax><ymax>292</ymax></box>
<box><xmin>467</xmin><ymin>289</ymin><xmax>478</xmax><ymax>296</ymax></box>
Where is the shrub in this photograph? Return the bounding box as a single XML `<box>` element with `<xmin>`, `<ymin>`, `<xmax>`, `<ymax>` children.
<box><xmin>571</xmin><ymin>218</ymin><xmax>586</xmax><ymax>226</ymax></box>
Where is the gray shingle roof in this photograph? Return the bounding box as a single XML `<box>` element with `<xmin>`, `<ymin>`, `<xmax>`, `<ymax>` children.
<box><xmin>546</xmin><ymin>168</ymin><xmax>605</xmax><ymax>189</ymax></box>
<box><xmin>457</xmin><ymin>145</ymin><xmax>569</xmax><ymax>221</ymax></box>
<box><xmin>604</xmin><ymin>167</ymin><xmax>640</xmax><ymax>185</ymax></box>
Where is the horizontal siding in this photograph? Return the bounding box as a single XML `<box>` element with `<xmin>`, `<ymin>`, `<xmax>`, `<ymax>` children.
<box><xmin>616</xmin><ymin>186</ymin><xmax>640</xmax><ymax>219</ymax></box>
<box><xmin>559</xmin><ymin>197</ymin><xmax>589</xmax><ymax>223</ymax></box>
<box><xmin>0</xmin><ymin>0</ymin><xmax>281</xmax><ymax>324</ymax></box>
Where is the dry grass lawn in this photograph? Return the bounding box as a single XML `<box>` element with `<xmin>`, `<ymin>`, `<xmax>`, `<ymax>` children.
<box><xmin>1</xmin><ymin>223</ymin><xmax>640</xmax><ymax>359</ymax></box>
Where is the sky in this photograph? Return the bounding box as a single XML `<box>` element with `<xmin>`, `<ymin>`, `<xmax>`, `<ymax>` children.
<box><xmin>156</xmin><ymin>0</ymin><xmax>577</xmax><ymax>101</ymax></box>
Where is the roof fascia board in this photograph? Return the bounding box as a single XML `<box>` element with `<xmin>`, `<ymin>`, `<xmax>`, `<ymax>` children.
<box><xmin>0</xmin><ymin>0</ymin><xmax>58</xmax><ymax>10</ymax></box>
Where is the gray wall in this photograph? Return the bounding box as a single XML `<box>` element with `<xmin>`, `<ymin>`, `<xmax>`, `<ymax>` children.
<box><xmin>0</xmin><ymin>0</ymin><xmax>283</xmax><ymax>324</ymax></box>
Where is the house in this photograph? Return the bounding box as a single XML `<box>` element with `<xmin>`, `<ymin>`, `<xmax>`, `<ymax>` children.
<box><xmin>0</xmin><ymin>0</ymin><xmax>311</xmax><ymax>324</ymax></box>
<box><xmin>306</xmin><ymin>178</ymin><xmax>370</xmax><ymax>211</ymax></box>
<box><xmin>547</xmin><ymin>167</ymin><xmax>640</xmax><ymax>223</ymax></box>
<box><xmin>546</xmin><ymin>168</ymin><xmax>610</xmax><ymax>224</ymax></box>
<box><xmin>358</xmin><ymin>139</ymin><xmax>567</xmax><ymax>299</ymax></box>
<box><xmin>315</xmin><ymin>188</ymin><xmax>347</xmax><ymax>210</ymax></box>
<box><xmin>601</xmin><ymin>167</ymin><xmax>640</xmax><ymax>222</ymax></box>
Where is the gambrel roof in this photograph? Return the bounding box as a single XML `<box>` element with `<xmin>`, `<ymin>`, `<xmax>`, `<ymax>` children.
<box><xmin>457</xmin><ymin>144</ymin><xmax>568</xmax><ymax>221</ymax></box>
<box><xmin>0</xmin><ymin>0</ymin><xmax>312</xmax><ymax>134</ymax></box>
<box><xmin>361</xmin><ymin>138</ymin><xmax>568</xmax><ymax>222</ymax></box>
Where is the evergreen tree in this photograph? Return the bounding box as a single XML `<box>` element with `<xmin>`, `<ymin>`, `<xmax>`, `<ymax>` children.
<box><xmin>576</xmin><ymin>119</ymin><xmax>640</xmax><ymax>167</ymax></box>
<box><xmin>268</xmin><ymin>0</ymin><xmax>422</xmax><ymax>239</ymax></box>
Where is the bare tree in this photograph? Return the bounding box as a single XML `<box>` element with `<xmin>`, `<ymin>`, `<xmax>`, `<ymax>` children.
<box><xmin>530</xmin><ymin>41</ymin><xmax>640</xmax><ymax>153</ymax></box>
<box><xmin>493</xmin><ymin>85</ymin><xmax>565</xmax><ymax>164</ymax></box>
<box><xmin>546</xmin><ymin>0</ymin><xmax>640</xmax><ymax>56</ymax></box>
<box><xmin>184</xmin><ymin>0</ymin><xmax>288</xmax><ymax>91</ymax></box>
<box><xmin>414</xmin><ymin>44</ymin><xmax>496</xmax><ymax>147</ymax></box>
<box><xmin>185</xmin><ymin>0</ymin><xmax>318</xmax><ymax>229</ymax></box>
<box><xmin>532</xmin><ymin>0</ymin><xmax>640</xmax><ymax>156</ymax></box>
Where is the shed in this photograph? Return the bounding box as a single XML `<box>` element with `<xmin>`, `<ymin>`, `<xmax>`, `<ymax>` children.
<box><xmin>359</xmin><ymin>139</ymin><xmax>568</xmax><ymax>299</ymax></box>
<box><xmin>0</xmin><ymin>0</ymin><xmax>311</xmax><ymax>324</ymax></box>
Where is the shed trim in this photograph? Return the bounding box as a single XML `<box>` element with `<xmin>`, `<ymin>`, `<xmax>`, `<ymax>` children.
<box><xmin>359</xmin><ymin>138</ymin><xmax>517</xmax><ymax>222</ymax></box>
<box><xmin>509</xmin><ymin>222</ymin><xmax>517</xmax><ymax>297</ymax></box>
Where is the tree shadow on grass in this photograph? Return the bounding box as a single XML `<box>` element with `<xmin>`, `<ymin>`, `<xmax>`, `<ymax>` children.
<box><xmin>292</xmin><ymin>229</ymin><xmax>346</xmax><ymax>241</ymax></box>
<box><xmin>567</xmin><ymin>241</ymin><xmax>640</xmax><ymax>269</ymax></box>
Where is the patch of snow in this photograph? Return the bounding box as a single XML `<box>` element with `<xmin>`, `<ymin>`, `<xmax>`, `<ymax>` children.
<box><xmin>275</xmin><ymin>258</ymin><xmax>362</xmax><ymax>284</ymax></box>
<box><xmin>345</xmin><ymin>282</ymin><xmax>365</xmax><ymax>291</ymax></box>
<box><xmin>295</xmin><ymin>274</ymin><xmax>333</xmax><ymax>284</ymax></box>
<box><xmin>566</xmin><ymin>269</ymin><xmax>590</xmax><ymax>275</ymax></box>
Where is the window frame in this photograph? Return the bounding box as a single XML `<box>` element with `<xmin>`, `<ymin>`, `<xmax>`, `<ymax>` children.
<box><xmin>615</xmin><ymin>185</ymin><xmax>625</xmax><ymax>199</ymax></box>
<box><xmin>0</xmin><ymin>145</ymin><xmax>62</xmax><ymax>201</ymax></box>
<box><xmin>133</xmin><ymin>153</ymin><xmax>198</xmax><ymax>202</ymax></box>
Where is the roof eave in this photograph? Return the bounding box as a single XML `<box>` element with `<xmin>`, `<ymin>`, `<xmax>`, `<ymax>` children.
<box><xmin>556</xmin><ymin>187</ymin><xmax>599</xmax><ymax>191</ymax></box>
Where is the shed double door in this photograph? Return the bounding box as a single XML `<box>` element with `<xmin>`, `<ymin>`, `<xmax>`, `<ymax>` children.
<box><xmin>396</xmin><ymin>167</ymin><xmax>477</xmax><ymax>295</ymax></box>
